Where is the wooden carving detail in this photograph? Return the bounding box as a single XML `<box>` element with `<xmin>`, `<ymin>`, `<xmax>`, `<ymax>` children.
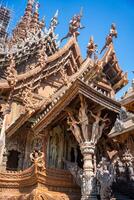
<box><xmin>89</xmin><ymin>111</ymin><xmax>110</xmax><ymax>145</ymax></box>
<box><xmin>66</xmin><ymin>95</ymin><xmax>111</xmax><ymax>199</ymax></box>
<box><xmin>37</xmin><ymin>40</ymin><xmax>47</xmax><ymax>68</ymax></box>
<box><xmin>18</xmin><ymin>83</ymin><xmax>39</xmax><ymax>113</ymax></box>
<box><xmin>61</xmin><ymin>8</ymin><xmax>84</xmax><ymax>42</ymax></box>
<box><xmin>30</xmin><ymin>149</ymin><xmax>45</xmax><ymax>172</ymax></box>
<box><xmin>67</xmin><ymin>95</ymin><xmax>109</xmax><ymax>146</ymax></box>
<box><xmin>87</xmin><ymin>36</ymin><xmax>98</xmax><ymax>60</ymax></box>
<box><xmin>6</xmin><ymin>54</ymin><xmax>17</xmax><ymax>88</ymax></box>
<box><xmin>100</xmin><ymin>23</ymin><xmax>117</xmax><ymax>54</ymax></box>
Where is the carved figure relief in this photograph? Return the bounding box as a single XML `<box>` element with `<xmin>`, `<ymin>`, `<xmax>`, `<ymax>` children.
<box><xmin>87</xmin><ymin>36</ymin><xmax>98</xmax><ymax>60</ymax></box>
<box><xmin>30</xmin><ymin>149</ymin><xmax>45</xmax><ymax>171</ymax></box>
<box><xmin>67</xmin><ymin>113</ymin><xmax>83</xmax><ymax>144</ymax></box>
<box><xmin>47</xmin><ymin>126</ymin><xmax>64</xmax><ymax>168</ymax></box>
<box><xmin>100</xmin><ymin>23</ymin><xmax>117</xmax><ymax>54</ymax></box>
<box><xmin>6</xmin><ymin>55</ymin><xmax>17</xmax><ymax>88</ymax></box>
<box><xmin>79</xmin><ymin>95</ymin><xmax>89</xmax><ymax>141</ymax></box>
<box><xmin>90</xmin><ymin>110</ymin><xmax>109</xmax><ymax>145</ymax></box>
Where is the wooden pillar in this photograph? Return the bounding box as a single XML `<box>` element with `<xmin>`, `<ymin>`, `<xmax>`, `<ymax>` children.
<box><xmin>80</xmin><ymin>142</ymin><xmax>97</xmax><ymax>200</ymax></box>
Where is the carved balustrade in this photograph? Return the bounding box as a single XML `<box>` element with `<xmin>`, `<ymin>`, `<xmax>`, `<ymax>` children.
<box><xmin>0</xmin><ymin>160</ymin><xmax>80</xmax><ymax>198</ymax></box>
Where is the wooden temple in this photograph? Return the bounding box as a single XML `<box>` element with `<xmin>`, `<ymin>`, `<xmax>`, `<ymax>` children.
<box><xmin>0</xmin><ymin>0</ymin><xmax>133</xmax><ymax>199</ymax></box>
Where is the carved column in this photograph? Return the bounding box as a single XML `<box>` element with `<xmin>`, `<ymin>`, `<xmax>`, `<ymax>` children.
<box><xmin>66</xmin><ymin>95</ymin><xmax>100</xmax><ymax>200</ymax></box>
<box><xmin>80</xmin><ymin>142</ymin><xmax>97</xmax><ymax>200</ymax></box>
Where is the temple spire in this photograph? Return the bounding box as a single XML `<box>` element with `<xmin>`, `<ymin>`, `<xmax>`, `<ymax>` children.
<box><xmin>23</xmin><ymin>0</ymin><xmax>34</xmax><ymax>22</ymax></box>
<box><xmin>30</xmin><ymin>1</ymin><xmax>40</xmax><ymax>32</ymax></box>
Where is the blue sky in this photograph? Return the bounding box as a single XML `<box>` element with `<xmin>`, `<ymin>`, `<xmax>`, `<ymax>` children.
<box><xmin>3</xmin><ymin>0</ymin><xmax>134</xmax><ymax>98</ymax></box>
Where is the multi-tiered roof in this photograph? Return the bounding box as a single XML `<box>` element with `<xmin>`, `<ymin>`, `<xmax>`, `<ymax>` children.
<box><xmin>0</xmin><ymin>0</ymin><xmax>128</xmax><ymax>137</ymax></box>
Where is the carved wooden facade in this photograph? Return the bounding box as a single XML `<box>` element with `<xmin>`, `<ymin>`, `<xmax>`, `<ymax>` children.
<box><xmin>0</xmin><ymin>1</ymin><xmax>133</xmax><ymax>200</ymax></box>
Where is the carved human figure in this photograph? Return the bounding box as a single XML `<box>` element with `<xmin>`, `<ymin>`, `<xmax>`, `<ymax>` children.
<box><xmin>61</xmin><ymin>9</ymin><xmax>84</xmax><ymax>42</ymax></box>
<box><xmin>67</xmin><ymin>112</ymin><xmax>83</xmax><ymax>144</ymax></box>
<box><xmin>90</xmin><ymin>111</ymin><xmax>109</xmax><ymax>145</ymax></box>
<box><xmin>100</xmin><ymin>23</ymin><xmax>117</xmax><ymax>54</ymax></box>
<box><xmin>79</xmin><ymin>95</ymin><xmax>89</xmax><ymax>141</ymax></box>
<box><xmin>6</xmin><ymin>55</ymin><xmax>17</xmax><ymax>88</ymax></box>
<box><xmin>69</xmin><ymin>13</ymin><xmax>84</xmax><ymax>37</ymax></box>
<box><xmin>87</xmin><ymin>36</ymin><xmax>98</xmax><ymax>59</ymax></box>
<box><xmin>49</xmin><ymin>135</ymin><xmax>57</xmax><ymax>167</ymax></box>
<box><xmin>30</xmin><ymin>149</ymin><xmax>40</xmax><ymax>162</ymax></box>
<box><xmin>30</xmin><ymin>149</ymin><xmax>45</xmax><ymax>170</ymax></box>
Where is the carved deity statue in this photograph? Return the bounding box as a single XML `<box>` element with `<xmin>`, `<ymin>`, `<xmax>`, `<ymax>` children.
<box><xmin>90</xmin><ymin>110</ymin><xmax>109</xmax><ymax>145</ymax></box>
<box><xmin>49</xmin><ymin>135</ymin><xmax>56</xmax><ymax>167</ymax></box>
<box><xmin>6</xmin><ymin>54</ymin><xmax>17</xmax><ymax>88</ymax></box>
<box><xmin>51</xmin><ymin>136</ymin><xmax>58</xmax><ymax>167</ymax></box>
<box><xmin>100</xmin><ymin>23</ymin><xmax>117</xmax><ymax>54</ymax></box>
<box><xmin>61</xmin><ymin>8</ymin><xmax>84</xmax><ymax>42</ymax></box>
<box><xmin>30</xmin><ymin>149</ymin><xmax>45</xmax><ymax>170</ymax></box>
<box><xmin>67</xmin><ymin>111</ymin><xmax>83</xmax><ymax>144</ymax></box>
<box><xmin>87</xmin><ymin>36</ymin><xmax>98</xmax><ymax>60</ymax></box>
<box><xmin>78</xmin><ymin>95</ymin><xmax>89</xmax><ymax>141</ymax></box>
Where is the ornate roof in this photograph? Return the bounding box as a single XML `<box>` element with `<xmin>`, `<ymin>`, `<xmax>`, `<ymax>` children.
<box><xmin>0</xmin><ymin>0</ymin><xmax>128</xmax><ymax>136</ymax></box>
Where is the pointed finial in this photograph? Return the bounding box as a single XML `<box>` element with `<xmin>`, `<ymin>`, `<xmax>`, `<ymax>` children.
<box><xmin>90</xmin><ymin>36</ymin><xmax>94</xmax><ymax>42</ymax></box>
<box><xmin>50</xmin><ymin>10</ymin><xmax>59</xmax><ymax>31</ymax></box>
<box><xmin>54</xmin><ymin>10</ymin><xmax>59</xmax><ymax>18</ymax></box>
<box><xmin>35</xmin><ymin>1</ymin><xmax>39</xmax><ymax>13</ymax></box>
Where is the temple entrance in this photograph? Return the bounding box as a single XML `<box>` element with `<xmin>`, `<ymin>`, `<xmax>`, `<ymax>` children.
<box><xmin>6</xmin><ymin>150</ymin><xmax>20</xmax><ymax>171</ymax></box>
